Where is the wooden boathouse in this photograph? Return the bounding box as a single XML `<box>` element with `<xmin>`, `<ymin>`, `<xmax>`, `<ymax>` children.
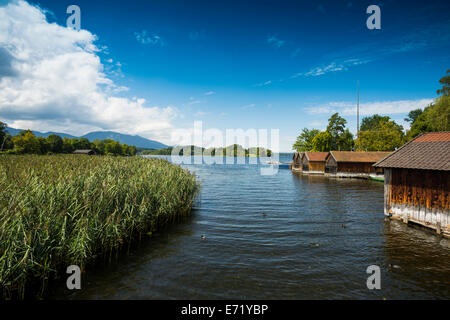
<box><xmin>301</xmin><ymin>152</ymin><xmax>328</xmax><ymax>174</ymax></box>
<box><xmin>73</xmin><ymin>149</ymin><xmax>96</xmax><ymax>155</ymax></box>
<box><xmin>373</xmin><ymin>132</ymin><xmax>450</xmax><ymax>237</ymax></box>
<box><xmin>325</xmin><ymin>151</ymin><xmax>391</xmax><ymax>178</ymax></box>
<box><xmin>291</xmin><ymin>152</ymin><xmax>303</xmax><ymax>172</ymax></box>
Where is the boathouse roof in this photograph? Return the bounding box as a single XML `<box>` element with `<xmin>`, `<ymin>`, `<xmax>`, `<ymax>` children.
<box><xmin>304</xmin><ymin>152</ymin><xmax>329</xmax><ymax>162</ymax></box>
<box><xmin>73</xmin><ymin>149</ymin><xmax>96</xmax><ymax>155</ymax></box>
<box><xmin>374</xmin><ymin>132</ymin><xmax>450</xmax><ymax>171</ymax></box>
<box><xmin>329</xmin><ymin>151</ymin><xmax>391</xmax><ymax>163</ymax></box>
<box><xmin>293</xmin><ymin>152</ymin><xmax>302</xmax><ymax>161</ymax></box>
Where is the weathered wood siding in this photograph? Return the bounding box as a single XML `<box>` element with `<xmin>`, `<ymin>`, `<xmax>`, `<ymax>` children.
<box><xmin>302</xmin><ymin>156</ymin><xmax>309</xmax><ymax>171</ymax></box>
<box><xmin>309</xmin><ymin>162</ymin><xmax>325</xmax><ymax>172</ymax></box>
<box><xmin>293</xmin><ymin>155</ymin><xmax>302</xmax><ymax>169</ymax></box>
<box><xmin>386</xmin><ymin>168</ymin><xmax>450</xmax><ymax>236</ymax></box>
<box><xmin>337</xmin><ymin>162</ymin><xmax>383</xmax><ymax>174</ymax></box>
<box><xmin>384</xmin><ymin>168</ymin><xmax>391</xmax><ymax>216</ymax></box>
<box><xmin>389</xmin><ymin>169</ymin><xmax>449</xmax><ymax>210</ymax></box>
<box><xmin>325</xmin><ymin>156</ymin><xmax>337</xmax><ymax>173</ymax></box>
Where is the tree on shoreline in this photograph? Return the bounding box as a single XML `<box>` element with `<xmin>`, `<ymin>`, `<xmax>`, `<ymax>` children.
<box><xmin>293</xmin><ymin>128</ymin><xmax>319</xmax><ymax>152</ymax></box>
<box><xmin>2</xmin><ymin>129</ymin><xmax>137</xmax><ymax>156</ymax></box>
<box><xmin>293</xmin><ymin>113</ymin><xmax>353</xmax><ymax>152</ymax></box>
<box><xmin>293</xmin><ymin>70</ymin><xmax>450</xmax><ymax>151</ymax></box>
<box><xmin>437</xmin><ymin>69</ymin><xmax>450</xmax><ymax>96</ymax></box>
<box><xmin>404</xmin><ymin>70</ymin><xmax>450</xmax><ymax>139</ymax></box>
<box><xmin>355</xmin><ymin>115</ymin><xmax>405</xmax><ymax>151</ymax></box>
<box><xmin>0</xmin><ymin>121</ymin><xmax>14</xmax><ymax>151</ymax></box>
<box><xmin>406</xmin><ymin>95</ymin><xmax>450</xmax><ymax>139</ymax></box>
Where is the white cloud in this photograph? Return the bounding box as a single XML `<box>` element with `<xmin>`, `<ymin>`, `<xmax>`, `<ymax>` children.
<box><xmin>292</xmin><ymin>59</ymin><xmax>370</xmax><ymax>78</ymax></box>
<box><xmin>204</xmin><ymin>91</ymin><xmax>215</xmax><ymax>96</ymax></box>
<box><xmin>341</xmin><ymin>99</ymin><xmax>434</xmax><ymax>116</ymax></box>
<box><xmin>305</xmin><ymin>99</ymin><xmax>434</xmax><ymax>116</ymax></box>
<box><xmin>254</xmin><ymin>80</ymin><xmax>272</xmax><ymax>87</ymax></box>
<box><xmin>0</xmin><ymin>1</ymin><xmax>177</xmax><ymax>143</ymax></box>
<box><xmin>267</xmin><ymin>36</ymin><xmax>285</xmax><ymax>48</ymax></box>
<box><xmin>134</xmin><ymin>30</ymin><xmax>164</xmax><ymax>46</ymax></box>
<box><xmin>242</xmin><ymin>103</ymin><xmax>256</xmax><ymax>109</ymax></box>
<box><xmin>296</xmin><ymin>62</ymin><xmax>346</xmax><ymax>77</ymax></box>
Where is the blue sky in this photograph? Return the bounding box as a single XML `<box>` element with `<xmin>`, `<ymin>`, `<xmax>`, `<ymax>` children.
<box><xmin>2</xmin><ymin>0</ymin><xmax>450</xmax><ymax>150</ymax></box>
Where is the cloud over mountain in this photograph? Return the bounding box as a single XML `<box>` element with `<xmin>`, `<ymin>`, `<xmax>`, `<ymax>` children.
<box><xmin>0</xmin><ymin>0</ymin><xmax>177</xmax><ymax>143</ymax></box>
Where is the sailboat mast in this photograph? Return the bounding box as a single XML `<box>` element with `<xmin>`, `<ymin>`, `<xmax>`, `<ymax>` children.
<box><xmin>357</xmin><ymin>80</ymin><xmax>360</xmax><ymax>138</ymax></box>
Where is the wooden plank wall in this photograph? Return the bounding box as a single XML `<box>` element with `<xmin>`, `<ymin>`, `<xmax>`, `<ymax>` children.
<box><xmin>337</xmin><ymin>162</ymin><xmax>383</xmax><ymax>174</ymax></box>
<box><xmin>384</xmin><ymin>168</ymin><xmax>391</xmax><ymax>216</ymax></box>
<box><xmin>309</xmin><ymin>162</ymin><xmax>325</xmax><ymax>172</ymax></box>
<box><xmin>389</xmin><ymin>169</ymin><xmax>449</xmax><ymax>210</ymax></box>
<box><xmin>388</xmin><ymin>168</ymin><xmax>449</xmax><ymax>235</ymax></box>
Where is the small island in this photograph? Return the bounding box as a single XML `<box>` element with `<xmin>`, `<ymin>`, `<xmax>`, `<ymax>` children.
<box><xmin>140</xmin><ymin>144</ymin><xmax>272</xmax><ymax>157</ymax></box>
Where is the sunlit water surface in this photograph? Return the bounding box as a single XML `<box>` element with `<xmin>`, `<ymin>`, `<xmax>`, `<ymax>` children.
<box><xmin>53</xmin><ymin>155</ymin><xmax>450</xmax><ymax>299</ymax></box>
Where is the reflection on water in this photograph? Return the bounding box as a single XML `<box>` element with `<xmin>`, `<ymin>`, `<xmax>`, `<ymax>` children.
<box><xmin>52</xmin><ymin>156</ymin><xmax>450</xmax><ymax>299</ymax></box>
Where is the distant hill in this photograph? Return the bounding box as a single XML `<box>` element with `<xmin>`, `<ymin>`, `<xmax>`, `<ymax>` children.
<box><xmin>81</xmin><ymin>131</ymin><xmax>168</xmax><ymax>149</ymax></box>
<box><xmin>5</xmin><ymin>127</ymin><xmax>76</xmax><ymax>139</ymax></box>
<box><xmin>5</xmin><ymin>127</ymin><xmax>169</xmax><ymax>149</ymax></box>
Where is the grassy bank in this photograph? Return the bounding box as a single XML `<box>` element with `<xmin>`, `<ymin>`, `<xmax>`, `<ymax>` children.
<box><xmin>0</xmin><ymin>155</ymin><xmax>199</xmax><ymax>299</ymax></box>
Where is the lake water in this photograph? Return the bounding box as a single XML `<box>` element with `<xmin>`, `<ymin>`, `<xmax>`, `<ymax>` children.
<box><xmin>56</xmin><ymin>155</ymin><xmax>450</xmax><ymax>299</ymax></box>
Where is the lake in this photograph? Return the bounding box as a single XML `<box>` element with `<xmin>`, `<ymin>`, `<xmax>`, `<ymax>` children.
<box><xmin>55</xmin><ymin>155</ymin><xmax>450</xmax><ymax>299</ymax></box>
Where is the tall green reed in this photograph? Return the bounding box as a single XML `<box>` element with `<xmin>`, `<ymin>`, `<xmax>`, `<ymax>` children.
<box><xmin>0</xmin><ymin>155</ymin><xmax>198</xmax><ymax>299</ymax></box>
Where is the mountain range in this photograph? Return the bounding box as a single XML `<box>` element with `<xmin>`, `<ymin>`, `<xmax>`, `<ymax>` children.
<box><xmin>5</xmin><ymin>127</ymin><xmax>168</xmax><ymax>150</ymax></box>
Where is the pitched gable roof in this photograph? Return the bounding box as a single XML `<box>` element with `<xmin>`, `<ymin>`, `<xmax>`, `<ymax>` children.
<box><xmin>73</xmin><ymin>149</ymin><xmax>95</xmax><ymax>154</ymax></box>
<box><xmin>374</xmin><ymin>132</ymin><xmax>450</xmax><ymax>171</ymax></box>
<box><xmin>304</xmin><ymin>152</ymin><xmax>329</xmax><ymax>162</ymax></box>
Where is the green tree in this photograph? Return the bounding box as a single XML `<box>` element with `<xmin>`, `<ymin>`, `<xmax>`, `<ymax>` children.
<box><xmin>71</xmin><ymin>137</ymin><xmax>91</xmax><ymax>150</ymax></box>
<box><xmin>356</xmin><ymin>117</ymin><xmax>405</xmax><ymax>151</ymax></box>
<box><xmin>47</xmin><ymin>134</ymin><xmax>63</xmax><ymax>153</ymax></box>
<box><xmin>127</xmin><ymin>145</ymin><xmax>137</xmax><ymax>156</ymax></box>
<box><xmin>105</xmin><ymin>141</ymin><xmax>123</xmax><ymax>155</ymax></box>
<box><xmin>38</xmin><ymin>137</ymin><xmax>49</xmax><ymax>154</ymax></box>
<box><xmin>437</xmin><ymin>69</ymin><xmax>450</xmax><ymax>96</ymax></box>
<box><xmin>311</xmin><ymin>131</ymin><xmax>333</xmax><ymax>152</ymax></box>
<box><xmin>62</xmin><ymin>137</ymin><xmax>74</xmax><ymax>153</ymax></box>
<box><xmin>91</xmin><ymin>139</ymin><xmax>106</xmax><ymax>155</ymax></box>
<box><xmin>1</xmin><ymin>134</ymin><xmax>13</xmax><ymax>151</ymax></box>
<box><xmin>338</xmin><ymin>129</ymin><xmax>354</xmax><ymax>151</ymax></box>
<box><xmin>407</xmin><ymin>95</ymin><xmax>450</xmax><ymax>139</ymax></box>
<box><xmin>361</xmin><ymin>115</ymin><xmax>391</xmax><ymax>131</ymax></box>
<box><xmin>121</xmin><ymin>144</ymin><xmax>137</xmax><ymax>156</ymax></box>
<box><xmin>404</xmin><ymin>109</ymin><xmax>423</xmax><ymax>124</ymax></box>
<box><xmin>0</xmin><ymin>121</ymin><xmax>13</xmax><ymax>151</ymax></box>
<box><xmin>356</xmin><ymin>114</ymin><xmax>405</xmax><ymax>151</ymax></box>
<box><xmin>12</xmin><ymin>131</ymin><xmax>41</xmax><ymax>154</ymax></box>
<box><xmin>0</xmin><ymin>121</ymin><xmax>6</xmax><ymax>144</ymax></box>
<box><xmin>292</xmin><ymin>128</ymin><xmax>320</xmax><ymax>152</ymax></box>
<box><xmin>326</xmin><ymin>113</ymin><xmax>349</xmax><ymax>150</ymax></box>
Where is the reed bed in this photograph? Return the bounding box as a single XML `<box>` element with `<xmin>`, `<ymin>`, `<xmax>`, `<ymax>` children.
<box><xmin>0</xmin><ymin>155</ymin><xmax>199</xmax><ymax>299</ymax></box>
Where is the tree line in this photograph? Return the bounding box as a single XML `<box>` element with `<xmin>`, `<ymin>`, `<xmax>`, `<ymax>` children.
<box><xmin>293</xmin><ymin>70</ymin><xmax>450</xmax><ymax>152</ymax></box>
<box><xmin>0</xmin><ymin>127</ymin><xmax>137</xmax><ymax>156</ymax></box>
<box><xmin>141</xmin><ymin>145</ymin><xmax>272</xmax><ymax>157</ymax></box>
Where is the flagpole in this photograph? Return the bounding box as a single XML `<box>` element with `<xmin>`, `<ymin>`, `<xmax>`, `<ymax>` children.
<box><xmin>357</xmin><ymin>80</ymin><xmax>360</xmax><ymax>138</ymax></box>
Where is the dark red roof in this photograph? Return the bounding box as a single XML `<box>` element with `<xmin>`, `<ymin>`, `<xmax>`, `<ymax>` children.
<box><xmin>374</xmin><ymin>132</ymin><xmax>450</xmax><ymax>171</ymax></box>
<box><xmin>414</xmin><ymin>132</ymin><xmax>450</xmax><ymax>142</ymax></box>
